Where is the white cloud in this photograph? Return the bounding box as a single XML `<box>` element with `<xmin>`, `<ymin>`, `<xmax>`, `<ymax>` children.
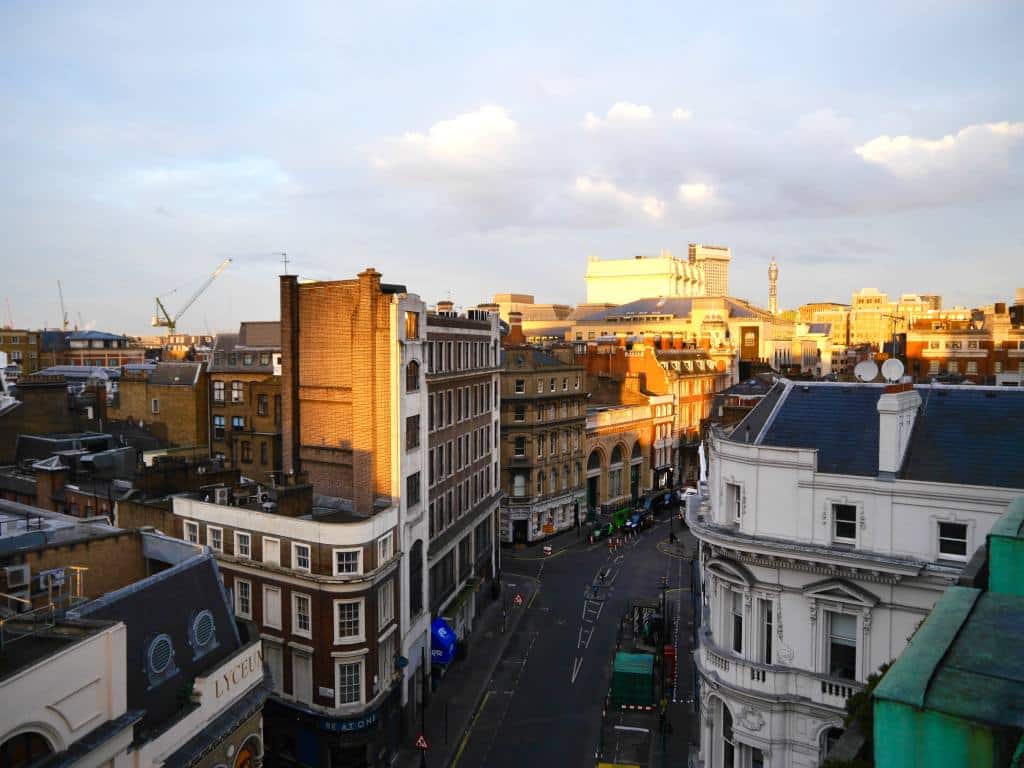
<box><xmin>574</xmin><ymin>175</ymin><xmax>665</xmax><ymax>220</ymax></box>
<box><xmin>678</xmin><ymin>182</ymin><xmax>714</xmax><ymax>204</ymax></box>
<box><xmin>671</xmin><ymin>108</ymin><xmax>693</xmax><ymax>122</ymax></box>
<box><xmin>583</xmin><ymin>101</ymin><xmax>654</xmax><ymax>131</ymax></box>
<box><xmin>371</xmin><ymin>105</ymin><xmax>521</xmax><ymax>173</ymax></box>
<box><xmin>854</xmin><ymin>121</ymin><xmax>1024</xmax><ymax>176</ymax></box>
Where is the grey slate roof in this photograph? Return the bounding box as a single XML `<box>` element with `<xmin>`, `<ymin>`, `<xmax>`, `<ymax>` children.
<box><xmin>806</xmin><ymin>323</ymin><xmax>832</xmax><ymax>335</ymax></box>
<box><xmin>149</xmin><ymin>362</ymin><xmax>202</xmax><ymax>386</ymax></box>
<box><xmin>728</xmin><ymin>381</ymin><xmax>1024</xmax><ymax>489</ymax></box>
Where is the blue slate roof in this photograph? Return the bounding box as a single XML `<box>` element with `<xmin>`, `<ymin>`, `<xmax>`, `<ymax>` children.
<box><xmin>729</xmin><ymin>382</ymin><xmax>1024</xmax><ymax>489</ymax></box>
<box><xmin>580</xmin><ymin>296</ymin><xmax>764</xmax><ymax>322</ymax></box>
<box><xmin>68</xmin><ymin>330</ymin><xmax>128</xmax><ymax>341</ymax></box>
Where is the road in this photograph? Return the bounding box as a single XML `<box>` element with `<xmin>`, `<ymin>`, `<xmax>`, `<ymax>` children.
<box><xmin>452</xmin><ymin>518</ymin><xmax>695</xmax><ymax>768</ymax></box>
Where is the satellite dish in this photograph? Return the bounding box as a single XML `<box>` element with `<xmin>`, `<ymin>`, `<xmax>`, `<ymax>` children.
<box><xmin>854</xmin><ymin>360</ymin><xmax>879</xmax><ymax>382</ymax></box>
<box><xmin>881</xmin><ymin>358</ymin><xmax>905</xmax><ymax>383</ymax></box>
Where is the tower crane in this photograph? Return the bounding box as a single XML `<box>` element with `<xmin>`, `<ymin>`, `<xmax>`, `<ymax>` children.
<box><xmin>152</xmin><ymin>258</ymin><xmax>232</xmax><ymax>335</ymax></box>
<box><xmin>57</xmin><ymin>280</ymin><xmax>69</xmax><ymax>332</ymax></box>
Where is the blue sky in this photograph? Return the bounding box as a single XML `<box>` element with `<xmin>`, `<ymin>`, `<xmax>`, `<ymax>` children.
<box><xmin>2</xmin><ymin>1</ymin><xmax>1022</xmax><ymax>334</ymax></box>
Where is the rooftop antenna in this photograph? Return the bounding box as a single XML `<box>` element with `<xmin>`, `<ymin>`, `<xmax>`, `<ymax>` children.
<box><xmin>274</xmin><ymin>251</ymin><xmax>289</xmax><ymax>275</ymax></box>
<box><xmin>854</xmin><ymin>360</ymin><xmax>879</xmax><ymax>382</ymax></box>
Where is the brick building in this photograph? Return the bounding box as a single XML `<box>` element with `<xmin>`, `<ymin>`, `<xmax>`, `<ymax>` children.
<box><xmin>63</xmin><ymin>330</ymin><xmax>146</xmax><ymax>367</ymax></box>
<box><xmin>107</xmin><ymin>362</ymin><xmax>209</xmax><ymax>452</ymax></box>
<box><xmin>0</xmin><ymin>329</ymin><xmax>40</xmax><ymax>377</ymax></box>
<box><xmin>209</xmin><ymin>321</ymin><xmax>282</xmax><ymax>484</ymax></box>
<box><xmin>424</xmin><ymin>301</ymin><xmax>501</xmax><ymax>645</ymax></box>
<box><xmin>499</xmin><ymin>314</ymin><xmax>587</xmax><ymax>544</ymax></box>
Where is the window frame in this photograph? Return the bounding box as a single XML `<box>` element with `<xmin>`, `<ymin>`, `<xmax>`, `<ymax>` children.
<box><xmin>333</xmin><ymin>597</ymin><xmax>365</xmax><ymax>644</ymax></box>
<box><xmin>333</xmin><ymin>548</ymin><xmax>362</xmax><ymax>576</ymax></box>
<box><xmin>378</xmin><ymin>579</ymin><xmax>395</xmax><ymax>629</ymax></box>
<box><xmin>206</xmin><ymin>525</ymin><xmax>223</xmax><ymax>553</ymax></box>
<box><xmin>292</xmin><ymin>592</ymin><xmax>312</xmax><ymax>639</ymax></box>
<box><xmin>234</xmin><ymin>578</ymin><xmax>252</xmax><ymax>619</ymax></box>
<box><xmin>234</xmin><ymin>531</ymin><xmax>251</xmax><ymax>559</ymax></box>
<box><xmin>336</xmin><ymin>658</ymin><xmax>364</xmax><ymax>707</ymax></box>
<box><xmin>184</xmin><ymin>520</ymin><xmax>199</xmax><ymax>544</ymax></box>
<box><xmin>292</xmin><ymin>542</ymin><xmax>312</xmax><ymax>572</ymax></box>
<box><xmin>263</xmin><ymin>585</ymin><xmax>283</xmax><ymax>630</ymax></box>
<box><xmin>826</xmin><ymin>610</ymin><xmax>858</xmax><ymax>681</ymax></box>
<box><xmin>937</xmin><ymin>520</ymin><xmax>969</xmax><ymax>561</ymax></box>
<box><xmin>832</xmin><ymin>503</ymin><xmax>858</xmax><ymax>545</ymax></box>
<box><xmin>377</xmin><ymin>532</ymin><xmax>394</xmax><ymax>565</ymax></box>
<box><xmin>262</xmin><ymin>536</ymin><xmax>281</xmax><ymax>565</ymax></box>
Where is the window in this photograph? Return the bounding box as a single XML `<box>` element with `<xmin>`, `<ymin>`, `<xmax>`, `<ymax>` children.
<box><xmin>562</xmin><ymin>377</ymin><xmax>568</xmax><ymax>390</ymax></box>
<box><xmin>938</xmin><ymin>522</ymin><xmax>968</xmax><ymax>559</ymax></box>
<box><xmin>759</xmin><ymin>598</ymin><xmax>773</xmax><ymax>664</ymax></box>
<box><xmin>406</xmin><ymin>360</ymin><xmax>421</xmax><ymax>392</ymax></box>
<box><xmin>406</xmin><ymin>414</ymin><xmax>420</xmax><ymax>450</ymax></box>
<box><xmin>948</xmin><ymin>360</ymin><xmax>959</xmax><ymax>374</ymax></box>
<box><xmin>378</xmin><ymin>532</ymin><xmax>394</xmax><ymax>564</ymax></box>
<box><xmin>293</xmin><ymin>593</ymin><xmax>312</xmax><ymax>638</ymax></box>
<box><xmin>379</xmin><ymin>631</ymin><xmax>396</xmax><ymax>691</ymax></box>
<box><xmin>514</xmin><ymin>404</ymin><xmax>525</xmax><ymax>421</ymax></box>
<box><xmin>293</xmin><ymin>652</ymin><xmax>313</xmax><ymax>704</ymax></box>
<box><xmin>833</xmin><ymin>504</ymin><xmax>857</xmax><ymax>543</ymax></box>
<box><xmin>731</xmin><ymin>591</ymin><xmax>743</xmax><ymax>654</ymax></box>
<box><xmin>264</xmin><ymin>642</ymin><xmax>282</xmax><ymax>693</ymax></box>
<box><xmin>240</xmin><ymin>440</ymin><xmax>252</xmax><ymax>462</ymax></box>
<box><xmin>151</xmin><ymin>398</ymin><xmax>160</xmax><ymax>414</ymax></box>
<box><xmin>722</xmin><ymin>703</ymin><xmax>736</xmax><ymax>768</ymax></box>
<box><xmin>184</xmin><ymin>520</ymin><xmax>199</xmax><ymax>543</ymax></box>
<box><xmin>410</xmin><ymin>539</ymin><xmax>424</xmax><ymax>615</ymax></box>
<box><xmin>378</xmin><ymin>579</ymin><xmax>395</xmax><ymax>627</ymax></box>
<box><xmin>335</xmin><ymin>599</ymin><xmax>362</xmax><ymax>643</ymax></box>
<box><xmin>260</xmin><ymin>441</ymin><xmax>268</xmax><ymax>465</ymax></box>
<box><xmin>232</xmin><ymin>415</ymin><xmax>245</xmax><ymax>429</ymax></box>
<box><xmin>235</xmin><ymin>532</ymin><xmax>251</xmax><ymax>558</ymax></box>
<box><xmin>334</xmin><ymin>549</ymin><xmax>361</xmax><ymax>575</ymax></box>
<box><xmin>234</xmin><ymin>578</ymin><xmax>252</xmax><ymax>618</ymax></box>
<box><xmin>213</xmin><ymin>415</ymin><xmax>225</xmax><ymax>439</ymax></box>
<box><xmin>231</xmin><ymin>381</ymin><xmax>244</xmax><ymax>403</ymax></box>
<box><xmin>213</xmin><ymin>380</ymin><xmax>225</xmax><ymax>403</ymax></box>
<box><xmin>405</xmin><ymin>310</ymin><xmax>419</xmax><ymax>339</ymax></box>
<box><xmin>407</xmin><ymin>472</ymin><xmax>421</xmax><ymax>507</ymax></box>
<box><xmin>726</xmin><ymin>483</ymin><xmax>742</xmax><ymax>522</ymax></box>
<box><xmin>257</xmin><ymin>394</ymin><xmax>268</xmax><ymax>416</ymax></box>
<box><xmin>966</xmin><ymin>360</ymin><xmax>978</xmax><ymax>374</ymax></box>
<box><xmin>827</xmin><ymin>612</ymin><xmax>857</xmax><ymax>680</ymax></box>
<box><xmin>514</xmin><ymin>436</ymin><xmax>526</xmax><ymax>457</ymax></box>
<box><xmin>293</xmin><ymin>543</ymin><xmax>311</xmax><ymax>572</ymax></box>
<box><xmin>337</xmin><ymin>660</ymin><xmax>362</xmax><ymax>706</ymax></box>
<box><xmin>263</xmin><ymin>537</ymin><xmax>281</xmax><ymax>565</ymax></box>
<box><xmin>207</xmin><ymin>526</ymin><xmax>223</xmax><ymax>552</ymax></box>
<box><xmin>260</xmin><ymin>352</ymin><xmax>270</xmax><ymax>365</ymax></box>
<box><xmin>536</xmin><ymin>379</ymin><xmax>544</xmax><ymax>394</ymax></box>
<box><xmin>512</xmin><ymin>473</ymin><xmax>526</xmax><ymax>496</ymax></box>
<box><xmin>264</xmin><ymin>585</ymin><xmax>282</xmax><ymax>629</ymax></box>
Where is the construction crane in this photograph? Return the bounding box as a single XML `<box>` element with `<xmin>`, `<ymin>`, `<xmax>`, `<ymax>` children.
<box><xmin>57</xmin><ymin>280</ymin><xmax>69</xmax><ymax>332</ymax></box>
<box><xmin>152</xmin><ymin>258</ymin><xmax>232</xmax><ymax>335</ymax></box>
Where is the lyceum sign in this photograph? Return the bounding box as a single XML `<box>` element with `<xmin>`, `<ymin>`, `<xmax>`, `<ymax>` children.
<box><xmin>214</xmin><ymin>645</ymin><xmax>264</xmax><ymax>699</ymax></box>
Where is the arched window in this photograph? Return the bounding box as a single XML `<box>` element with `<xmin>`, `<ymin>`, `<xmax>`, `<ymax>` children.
<box><xmin>821</xmin><ymin>727</ymin><xmax>844</xmax><ymax>759</ymax></box>
<box><xmin>406</xmin><ymin>360</ymin><xmax>420</xmax><ymax>392</ymax></box>
<box><xmin>587</xmin><ymin>451</ymin><xmax>601</xmax><ymax>470</ymax></box>
<box><xmin>610</xmin><ymin>445</ymin><xmax>623</xmax><ymax>466</ymax></box>
<box><xmin>512</xmin><ymin>473</ymin><xmax>526</xmax><ymax>497</ymax></box>
<box><xmin>409</xmin><ymin>540</ymin><xmax>424</xmax><ymax>615</ymax></box>
<box><xmin>722</xmin><ymin>702</ymin><xmax>736</xmax><ymax>768</ymax></box>
<box><xmin>631</xmin><ymin>441</ymin><xmax>642</xmax><ymax>460</ymax></box>
<box><xmin>0</xmin><ymin>732</ymin><xmax>54</xmax><ymax>768</ymax></box>
<box><xmin>550</xmin><ymin>471</ymin><xmax>557</xmax><ymax>493</ymax></box>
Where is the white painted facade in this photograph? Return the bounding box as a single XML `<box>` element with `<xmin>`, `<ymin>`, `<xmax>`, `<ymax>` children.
<box><xmin>689</xmin><ymin>386</ymin><xmax>1024</xmax><ymax>768</ymax></box>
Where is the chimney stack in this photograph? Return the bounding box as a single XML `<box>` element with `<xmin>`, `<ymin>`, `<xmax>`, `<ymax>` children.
<box><xmin>437</xmin><ymin>300</ymin><xmax>454</xmax><ymax>315</ymax></box>
<box><xmin>877</xmin><ymin>385</ymin><xmax>921</xmax><ymax>477</ymax></box>
<box><xmin>505</xmin><ymin>311</ymin><xmax>525</xmax><ymax>345</ymax></box>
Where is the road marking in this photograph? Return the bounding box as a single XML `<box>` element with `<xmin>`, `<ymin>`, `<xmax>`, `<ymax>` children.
<box><xmin>451</xmin><ymin>690</ymin><xmax>492</xmax><ymax>768</ymax></box>
<box><xmin>571</xmin><ymin>656</ymin><xmax>584</xmax><ymax>684</ymax></box>
<box><xmin>578</xmin><ymin>625</ymin><xmax>593</xmax><ymax>649</ymax></box>
<box><xmin>615</xmin><ymin>554</ymin><xmax>624</xmax><ymax>563</ymax></box>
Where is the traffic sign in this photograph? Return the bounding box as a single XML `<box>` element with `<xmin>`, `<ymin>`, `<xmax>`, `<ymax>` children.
<box><xmin>513</xmin><ymin>593</ymin><xmax>524</xmax><ymax>606</ymax></box>
<box><xmin>414</xmin><ymin>734</ymin><xmax>430</xmax><ymax>750</ymax></box>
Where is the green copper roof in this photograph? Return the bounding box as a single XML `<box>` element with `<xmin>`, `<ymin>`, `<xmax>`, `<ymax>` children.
<box><xmin>989</xmin><ymin>496</ymin><xmax>1024</xmax><ymax>540</ymax></box>
<box><xmin>875</xmin><ymin>587</ymin><xmax>1024</xmax><ymax>728</ymax></box>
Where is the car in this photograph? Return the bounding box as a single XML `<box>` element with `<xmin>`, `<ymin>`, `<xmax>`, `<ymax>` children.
<box><xmin>591</xmin><ymin>522</ymin><xmax>615</xmax><ymax>541</ymax></box>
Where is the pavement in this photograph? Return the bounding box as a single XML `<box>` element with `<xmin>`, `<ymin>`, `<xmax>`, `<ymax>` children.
<box><xmin>394</xmin><ymin>573</ymin><xmax>539</xmax><ymax>768</ymax></box>
<box><xmin>395</xmin><ymin>511</ymin><xmax>698</xmax><ymax>768</ymax></box>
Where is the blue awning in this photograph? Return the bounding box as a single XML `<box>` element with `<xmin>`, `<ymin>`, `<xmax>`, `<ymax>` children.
<box><xmin>431</xmin><ymin>617</ymin><xmax>458</xmax><ymax>666</ymax></box>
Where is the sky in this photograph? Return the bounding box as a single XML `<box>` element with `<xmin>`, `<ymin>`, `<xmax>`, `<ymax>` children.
<box><xmin>2</xmin><ymin>1</ymin><xmax>1022</xmax><ymax>335</ymax></box>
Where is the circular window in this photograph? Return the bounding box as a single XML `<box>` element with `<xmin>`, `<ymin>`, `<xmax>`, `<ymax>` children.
<box><xmin>192</xmin><ymin>610</ymin><xmax>216</xmax><ymax>649</ymax></box>
<box><xmin>148</xmin><ymin>634</ymin><xmax>174</xmax><ymax>675</ymax></box>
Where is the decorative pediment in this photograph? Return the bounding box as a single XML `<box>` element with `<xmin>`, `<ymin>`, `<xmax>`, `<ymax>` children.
<box><xmin>802</xmin><ymin>577</ymin><xmax>878</xmax><ymax>607</ymax></box>
<box><xmin>706</xmin><ymin>556</ymin><xmax>755</xmax><ymax>588</ymax></box>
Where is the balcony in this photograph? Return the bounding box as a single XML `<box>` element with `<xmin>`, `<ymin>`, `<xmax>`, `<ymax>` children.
<box><xmin>696</xmin><ymin>630</ymin><xmax>863</xmax><ymax>711</ymax></box>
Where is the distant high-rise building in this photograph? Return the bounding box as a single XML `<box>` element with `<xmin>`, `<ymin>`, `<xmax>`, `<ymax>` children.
<box><xmin>689</xmin><ymin>243</ymin><xmax>732</xmax><ymax>297</ymax></box>
<box><xmin>768</xmin><ymin>258</ymin><xmax>779</xmax><ymax>316</ymax></box>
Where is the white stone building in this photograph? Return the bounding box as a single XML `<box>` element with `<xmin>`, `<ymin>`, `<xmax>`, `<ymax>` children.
<box><xmin>688</xmin><ymin>381</ymin><xmax>1024</xmax><ymax>768</ymax></box>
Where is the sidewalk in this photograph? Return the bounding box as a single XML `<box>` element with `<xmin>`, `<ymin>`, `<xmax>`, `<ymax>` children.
<box><xmin>395</xmin><ymin>575</ymin><xmax>538</xmax><ymax>768</ymax></box>
<box><xmin>501</xmin><ymin>522</ymin><xmax>590</xmax><ymax>560</ymax></box>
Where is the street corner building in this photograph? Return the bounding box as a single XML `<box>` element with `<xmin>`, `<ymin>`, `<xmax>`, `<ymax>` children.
<box><xmin>688</xmin><ymin>380</ymin><xmax>1024</xmax><ymax>768</ymax></box>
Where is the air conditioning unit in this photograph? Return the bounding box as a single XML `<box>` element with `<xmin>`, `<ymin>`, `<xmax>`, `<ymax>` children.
<box><xmin>214</xmin><ymin>487</ymin><xmax>230</xmax><ymax>505</ymax></box>
<box><xmin>5</xmin><ymin>564</ymin><xmax>30</xmax><ymax>589</ymax></box>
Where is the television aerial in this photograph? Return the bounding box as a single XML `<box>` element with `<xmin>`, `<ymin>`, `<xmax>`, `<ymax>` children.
<box><xmin>881</xmin><ymin>358</ymin><xmax>905</xmax><ymax>383</ymax></box>
<box><xmin>854</xmin><ymin>360</ymin><xmax>879</xmax><ymax>382</ymax></box>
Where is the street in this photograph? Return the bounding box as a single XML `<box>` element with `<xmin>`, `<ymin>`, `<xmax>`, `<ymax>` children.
<box><xmin>451</xmin><ymin>518</ymin><xmax>695</xmax><ymax>768</ymax></box>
